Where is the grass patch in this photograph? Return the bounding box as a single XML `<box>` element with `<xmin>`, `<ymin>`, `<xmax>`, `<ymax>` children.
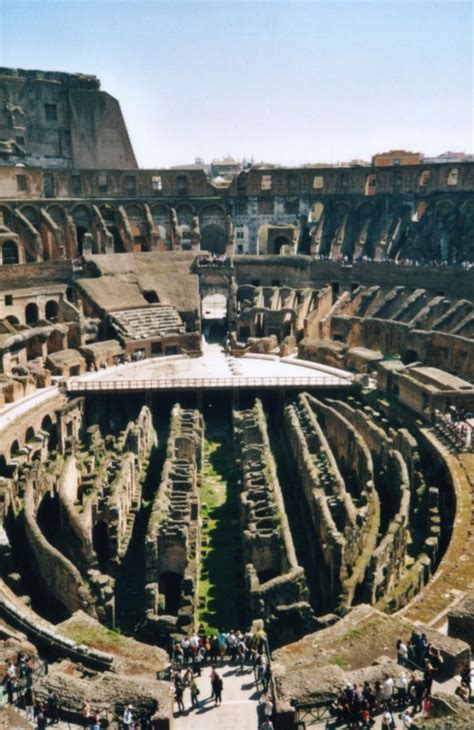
<box><xmin>197</xmin><ymin>436</ymin><xmax>244</xmax><ymax>634</ymax></box>
<box><xmin>330</xmin><ymin>655</ymin><xmax>349</xmax><ymax>670</ymax></box>
<box><xmin>60</xmin><ymin>621</ymin><xmax>126</xmax><ymax>653</ymax></box>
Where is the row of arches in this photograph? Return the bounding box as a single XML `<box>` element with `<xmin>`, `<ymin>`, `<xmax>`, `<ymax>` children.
<box><xmin>9</xmin><ymin>414</ymin><xmax>55</xmax><ymax>460</ymax></box>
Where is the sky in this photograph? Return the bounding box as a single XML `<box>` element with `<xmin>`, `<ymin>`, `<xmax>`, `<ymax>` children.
<box><xmin>0</xmin><ymin>0</ymin><xmax>472</xmax><ymax>168</ymax></box>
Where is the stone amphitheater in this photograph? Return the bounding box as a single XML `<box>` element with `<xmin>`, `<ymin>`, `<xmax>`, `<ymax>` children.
<box><xmin>0</xmin><ymin>68</ymin><xmax>472</xmax><ymax>728</ymax></box>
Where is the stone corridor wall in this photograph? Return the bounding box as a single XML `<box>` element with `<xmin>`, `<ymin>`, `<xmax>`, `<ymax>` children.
<box><xmin>234</xmin><ymin>399</ymin><xmax>315</xmax><ymax>640</ymax></box>
<box><xmin>145</xmin><ymin>404</ymin><xmax>203</xmax><ymax>638</ymax></box>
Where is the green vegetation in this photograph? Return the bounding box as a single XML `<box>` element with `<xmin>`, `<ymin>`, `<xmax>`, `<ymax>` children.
<box><xmin>330</xmin><ymin>655</ymin><xmax>349</xmax><ymax>669</ymax></box>
<box><xmin>61</xmin><ymin>621</ymin><xmax>126</xmax><ymax>652</ymax></box>
<box><xmin>198</xmin><ymin>435</ymin><xmax>244</xmax><ymax>634</ymax></box>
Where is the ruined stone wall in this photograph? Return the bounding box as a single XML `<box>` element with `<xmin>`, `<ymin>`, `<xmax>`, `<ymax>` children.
<box><xmin>22</xmin><ymin>465</ymin><xmax>97</xmax><ymax>617</ymax></box>
<box><xmin>0</xmin><ymin>68</ymin><xmax>137</xmax><ymax>170</ymax></box>
<box><xmin>89</xmin><ymin>406</ymin><xmax>156</xmax><ymax>566</ymax></box>
<box><xmin>145</xmin><ymin>404</ymin><xmax>202</xmax><ymax>637</ymax></box>
<box><xmin>235</xmin><ymin>284</ymin><xmax>320</xmax><ymax>342</ymax></box>
<box><xmin>284</xmin><ymin>393</ymin><xmax>379</xmax><ymax>612</ymax></box>
<box><xmin>57</xmin><ymin>455</ymin><xmax>95</xmax><ymax>569</ymax></box>
<box><xmin>326</xmin><ymin>397</ymin><xmax>443</xmax><ymax>610</ymax></box>
<box><xmin>234</xmin><ymin>399</ymin><xmax>314</xmax><ymax>638</ymax></box>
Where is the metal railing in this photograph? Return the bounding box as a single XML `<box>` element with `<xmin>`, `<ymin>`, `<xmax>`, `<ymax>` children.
<box><xmin>66</xmin><ymin>375</ymin><xmax>352</xmax><ymax>392</ymax></box>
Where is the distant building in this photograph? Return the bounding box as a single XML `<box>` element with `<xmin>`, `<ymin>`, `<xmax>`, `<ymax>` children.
<box><xmin>423</xmin><ymin>151</ymin><xmax>474</xmax><ymax>164</ymax></box>
<box><xmin>211</xmin><ymin>156</ymin><xmax>242</xmax><ymax>179</ymax></box>
<box><xmin>372</xmin><ymin>150</ymin><xmax>422</xmax><ymax>167</ymax></box>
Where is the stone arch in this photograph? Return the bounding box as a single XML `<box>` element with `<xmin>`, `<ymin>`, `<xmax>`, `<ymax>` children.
<box><xmin>365</xmin><ymin>173</ymin><xmax>377</xmax><ymax>196</ymax></box>
<box><xmin>150</xmin><ymin>204</ymin><xmax>170</xmax><ymax>245</ymax></box>
<box><xmin>309</xmin><ymin>201</ymin><xmax>324</xmax><ymax>223</ymax></box>
<box><xmin>2</xmin><ymin>240</ymin><xmax>19</xmax><ymax>265</ymax></box>
<box><xmin>41</xmin><ymin>414</ymin><xmax>53</xmax><ymax>431</ymax></box>
<box><xmin>10</xmin><ymin>440</ymin><xmax>20</xmax><ymax>458</ymax></box>
<box><xmin>200</xmin><ymin>205</ymin><xmax>227</xmax><ymax>253</ymax></box>
<box><xmin>25</xmin><ymin>302</ymin><xmax>39</xmax><ymax>325</ymax></box>
<box><xmin>19</xmin><ymin>205</ymin><xmax>40</xmax><ymax>228</ymax></box>
<box><xmin>273</xmin><ymin>235</ymin><xmax>290</xmax><ymax>254</ymax></box>
<box><xmin>178</xmin><ymin>224</ymin><xmax>191</xmax><ymax>247</ymax></box>
<box><xmin>47</xmin><ymin>204</ymin><xmax>66</xmax><ymax>228</ymax></box>
<box><xmin>5</xmin><ymin>315</ymin><xmax>19</xmax><ymax>326</ymax></box>
<box><xmin>25</xmin><ymin>426</ymin><xmax>35</xmax><ymax>443</ymax></box>
<box><xmin>199</xmin><ymin>204</ymin><xmax>226</xmax><ymax>228</ymax></box>
<box><xmin>40</xmin><ymin>414</ymin><xmax>57</xmax><ymax>450</ymax></box>
<box><xmin>45</xmin><ymin>299</ymin><xmax>59</xmax><ymax>321</ymax></box>
<box><xmin>125</xmin><ymin>204</ymin><xmax>147</xmax><ymax>250</ymax></box>
<box><xmin>72</xmin><ymin>205</ymin><xmax>92</xmax><ymax>256</ymax></box>
<box><xmin>158</xmin><ymin>571</ymin><xmax>183</xmax><ymax>615</ymax></box>
<box><xmin>176</xmin><ymin>204</ymin><xmax>194</xmax><ymax>226</ymax></box>
<box><xmin>93</xmin><ymin>520</ymin><xmax>110</xmax><ymax>572</ymax></box>
<box><xmin>99</xmin><ymin>204</ymin><xmax>116</xmax><ymax>222</ymax></box>
<box><xmin>0</xmin><ymin>204</ymin><xmax>14</xmax><ymax>228</ymax></box>
<box><xmin>201</xmin><ymin>224</ymin><xmax>226</xmax><ymax>254</ymax></box>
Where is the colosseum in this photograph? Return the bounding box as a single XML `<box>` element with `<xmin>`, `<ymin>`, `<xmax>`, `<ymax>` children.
<box><xmin>0</xmin><ymin>67</ymin><xmax>472</xmax><ymax>729</ymax></box>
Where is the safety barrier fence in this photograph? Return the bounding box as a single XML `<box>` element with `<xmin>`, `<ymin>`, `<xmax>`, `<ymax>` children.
<box><xmin>66</xmin><ymin>375</ymin><xmax>352</xmax><ymax>392</ymax></box>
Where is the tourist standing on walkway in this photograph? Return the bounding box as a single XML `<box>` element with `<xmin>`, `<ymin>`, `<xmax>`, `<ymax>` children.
<box><xmin>238</xmin><ymin>636</ymin><xmax>247</xmax><ymax>671</ymax></box>
<box><xmin>24</xmin><ymin>686</ymin><xmax>34</xmax><ymax>722</ymax></box>
<box><xmin>395</xmin><ymin>671</ymin><xmax>408</xmax><ymax>706</ymax></box>
<box><xmin>190</xmin><ymin>678</ymin><xmax>200</xmax><ymax>709</ymax></box>
<box><xmin>396</xmin><ymin>638</ymin><xmax>408</xmax><ymax>666</ymax></box>
<box><xmin>174</xmin><ymin>679</ymin><xmax>185</xmax><ymax>714</ymax></box>
<box><xmin>47</xmin><ymin>688</ymin><xmax>59</xmax><ymax>725</ymax></box>
<box><xmin>212</xmin><ymin>671</ymin><xmax>223</xmax><ymax>706</ymax></box>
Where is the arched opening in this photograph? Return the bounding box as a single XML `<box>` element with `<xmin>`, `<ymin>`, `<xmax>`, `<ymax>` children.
<box><xmin>25</xmin><ymin>302</ymin><xmax>39</xmax><ymax>325</ymax></box>
<box><xmin>273</xmin><ymin>236</ymin><xmax>290</xmax><ymax>254</ymax></box>
<box><xmin>75</xmin><ymin>226</ymin><xmax>88</xmax><ymax>256</ymax></box>
<box><xmin>404</xmin><ymin>349</ymin><xmax>419</xmax><ymax>365</ymax></box>
<box><xmin>45</xmin><ymin>300</ymin><xmax>59</xmax><ymax>321</ymax></box>
<box><xmin>41</xmin><ymin>414</ymin><xmax>56</xmax><ymax>450</ymax></box>
<box><xmin>72</xmin><ymin>206</ymin><xmax>92</xmax><ymax>256</ymax></box>
<box><xmin>27</xmin><ymin>337</ymin><xmax>43</xmax><ymax>360</ymax></box>
<box><xmin>202</xmin><ymin>293</ymin><xmax>227</xmax><ymax>342</ymax></box>
<box><xmin>159</xmin><ymin>571</ymin><xmax>183</xmax><ymax>615</ymax></box>
<box><xmin>10</xmin><ymin>440</ymin><xmax>20</xmax><ymax>459</ymax></box>
<box><xmin>2</xmin><ymin>240</ymin><xmax>19</xmax><ymax>265</ymax></box>
<box><xmin>201</xmin><ymin>224</ymin><xmax>226</xmax><ymax>254</ymax></box>
<box><xmin>37</xmin><ymin>492</ymin><xmax>63</xmax><ymax>551</ymax></box>
<box><xmin>25</xmin><ymin>426</ymin><xmax>35</xmax><ymax>443</ymax></box>
<box><xmin>5</xmin><ymin>315</ymin><xmax>19</xmax><ymax>327</ymax></box>
<box><xmin>143</xmin><ymin>290</ymin><xmax>159</xmax><ymax>304</ymax></box>
<box><xmin>93</xmin><ymin>521</ymin><xmax>111</xmax><ymax>572</ymax></box>
<box><xmin>112</xmin><ymin>228</ymin><xmax>126</xmax><ymax>253</ymax></box>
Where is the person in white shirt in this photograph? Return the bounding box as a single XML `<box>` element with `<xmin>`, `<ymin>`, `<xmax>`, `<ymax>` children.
<box><xmin>122</xmin><ymin>705</ymin><xmax>134</xmax><ymax>727</ymax></box>
<box><xmin>401</xmin><ymin>708</ymin><xmax>414</xmax><ymax>727</ymax></box>
<box><xmin>383</xmin><ymin>675</ymin><xmax>394</xmax><ymax>705</ymax></box>
<box><xmin>396</xmin><ymin>671</ymin><xmax>408</xmax><ymax>705</ymax></box>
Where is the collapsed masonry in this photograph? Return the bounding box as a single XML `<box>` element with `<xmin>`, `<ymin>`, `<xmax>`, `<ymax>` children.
<box><xmin>284</xmin><ymin>392</ymin><xmax>443</xmax><ymax>616</ymax></box>
<box><xmin>234</xmin><ymin>399</ymin><xmax>316</xmax><ymax>643</ymax></box>
<box><xmin>144</xmin><ymin>404</ymin><xmax>203</xmax><ymax>642</ymax></box>
<box><xmin>2</xmin><ymin>402</ymin><xmax>156</xmax><ymax>626</ymax></box>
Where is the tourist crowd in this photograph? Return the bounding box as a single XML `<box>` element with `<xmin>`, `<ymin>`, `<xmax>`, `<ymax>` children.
<box><xmin>432</xmin><ymin>406</ymin><xmax>473</xmax><ymax>451</ymax></box>
<box><xmin>312</xmin><ymin>253</ymin><xmax>474</xmax><ymax>270</ymax></box>
<box><xmin>197</xmin><ymin>254</ymin><xmax>229</xmax><ymax>267</ymax></box>
<box><xmin>329</xmin><ymin>631</ymin><xmax>472</xmax><ymax>728</ymax></box>
<box><xmin>171</xmin><ymin>627</ymin><xmax>271</xmax><ymax>717</ymax></box>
